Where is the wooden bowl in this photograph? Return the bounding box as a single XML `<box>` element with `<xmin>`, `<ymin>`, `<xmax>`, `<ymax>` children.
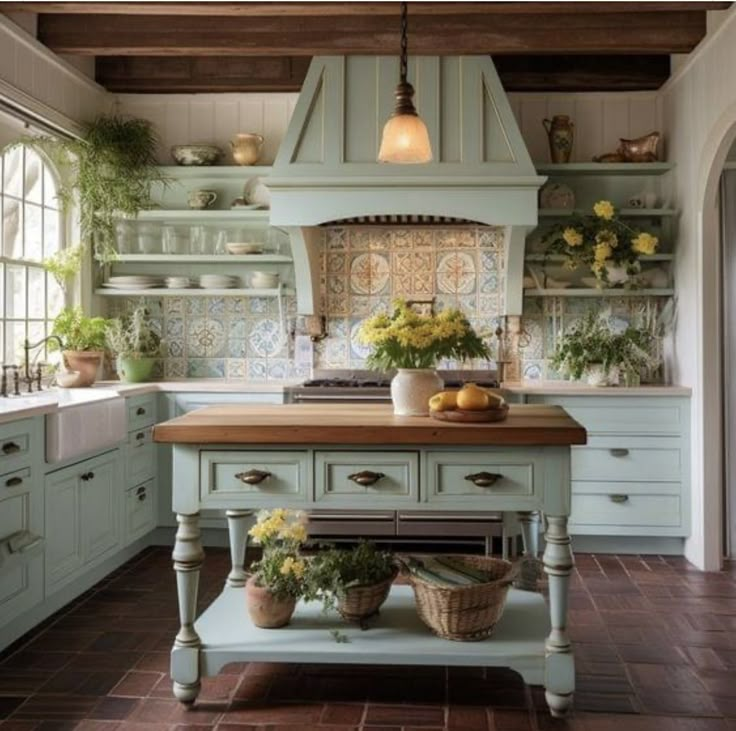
<box><xmin>430</xmin><ymin>405</ymin><xmax>509</xmax><ymax>423</ymax></box>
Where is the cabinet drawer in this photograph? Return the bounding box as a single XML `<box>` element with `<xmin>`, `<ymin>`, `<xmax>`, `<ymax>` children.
<box><xmin>315</xmin><ymin>451</ymin><xmax>419</xmax><ymax>506</ymax></box>
<box><xmin>571</xmin><ymin>492</ymin><xmax>681</xmax><ymax>528</ymax></box>
<box><xmin>572</xmin><ymin>437</ymin><xmax>682</xmax><ymax>482</ymax></box>
<box><xmin>0</xmin><ymin>419</ymin><xmax>33</xmax><ymax>473</ymax></box>
<box><xmin>200</xmin><ymin>450</ymin><xmax>309</xmax><ymax>507</ymax></box>
<box><xmin>425</xmin><ymin>451</ymin><xmax>536</xmax><ymax>506</ymax></box>
<box><xmin>128</xmin><ymin>395</ymin><xmax>157</xmax><ymax>430</ymax></box>
<box><xmin>127</xmin><ymin>427</ymin><xmax>155</xmax><ymax>485</ymax></box>
<box><xmin>125</xmin><ymin>480</ymin><xmax>156</xmax><ymax>545</ymax></box>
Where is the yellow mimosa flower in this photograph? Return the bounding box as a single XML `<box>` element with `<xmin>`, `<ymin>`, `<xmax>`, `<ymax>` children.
<box><xmin>593</xmin><ymin>200</ymin><xmax>615</xmax><ymax>220</ymax></box>
<box><xmin>594</xmin><ymin>242</ymin><xmax>612</xmax><ymax>262</ymax></box>
<box><xmin>631</xmin><ymin>232</ymin><xmax>659</xmax><ymax>255</ymax></box>
<box><xmin>562</xmin><ymin>228</ymin><xmax>583</xmax><ymax>247</ymax></box>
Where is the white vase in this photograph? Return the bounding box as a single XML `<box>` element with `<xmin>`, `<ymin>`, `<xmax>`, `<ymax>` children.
<box><xmin>390</xmin><ymin>369</ymin><xmax>444</xmax><ymax>416</ymax></box>
<box><xmin>585</xmin><ymin>363</ymin><xmax>618</xmax><ymax>387</ymax></box>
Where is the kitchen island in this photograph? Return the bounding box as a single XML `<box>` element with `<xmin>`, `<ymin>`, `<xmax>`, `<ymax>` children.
<box><xmin>153</xmin><ymin>403</ymin><xmax>586</xmax><ymax>717</ymax></box>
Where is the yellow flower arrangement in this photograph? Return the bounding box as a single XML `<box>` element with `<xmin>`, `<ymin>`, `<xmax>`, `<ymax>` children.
<box><xmin>358</xmin><ymin>299</ymin><xmax>489</xmax><ymax>370</ymax></box>
<box><xmin>562</xmin><ymin>228</ymin><xmax>583</xmax><ymax>247</ymax></box>
<box><xmin>632</xmin><ymin>232</ymin><xmax>659</xmax><ymax>256</ymax></box>
<box><xmin>594</xmin><ymin>242</ymin><xmax>612</xmax><ymax>262</ymax></box>
<box><xmin>595</xmin><ymin>230</ymin><xmax>618</xmax><ymax>249</ymax></box>
<box><xmin>280</xmin><ymin>556</ymin><xmax>306</xmax><ymax>579</ymax></box>
<box><xmin>593</xmin><ymin>200</ymin><xmax>615</xmax><ymax>220</ymax></box>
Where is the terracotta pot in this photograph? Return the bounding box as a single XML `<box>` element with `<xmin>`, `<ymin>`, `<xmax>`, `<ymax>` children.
<box><xmin>246</xmin><ymin>575</ymin><xmax>296</xmax><ymax>628</ymax></box>
<box><xmin>390</xmin><ymin>369</ymin><xmax>443</xmax><ymax>417</ymax></box>
<box><xmin>62</xmin><ymin>351</ymin><xmax>103</xmax><ymax>387</ymax></box>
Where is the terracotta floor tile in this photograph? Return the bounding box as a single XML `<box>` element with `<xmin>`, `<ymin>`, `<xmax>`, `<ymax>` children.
<box><xmin>0</xmin><ymin>698</ymin><xmax>27</xmax><ymax>719</ymax></box>
<box><xmin>111</xmin><ymin>672</ymin><xmax>163</xmax><ymax>698</ymax></box>
<box><xmin>319</xmin><ymin>703</ymin><xmax>365</xmax><ymax>724</ymax></box>
<box><xmin>489</xmin><ymin>708</ymin><xmax>535</xmax><ymax>730</ymax></box>
<box><xmin>636</xmin><ymin>690</ymin><xmax>719</xmax><ymax>716</ymax></box>
<box><xmin>364</xmin><ymin>704</ymin><xmax>445</xmax><ymax>726</ymax></box>
<box><xmin>446</xmin><ymin>706</ymin><xmax>489</xmax><ymax>730</ymax></box>
<box><xmin>88</xmin><ymin>698</ymin><xmax>140</xmax><ymax>721</ymax></box>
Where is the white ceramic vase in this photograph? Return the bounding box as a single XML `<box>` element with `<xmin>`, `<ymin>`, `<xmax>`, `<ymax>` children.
<box><xmin>390</xmin><ymin>369</ymin><xmax>443</xmax><ymax>416</ymax></box>
<box><xmin>585</xmin><ymin>363</ymin><xmax>618</xmax><ymax>387</ymax></box>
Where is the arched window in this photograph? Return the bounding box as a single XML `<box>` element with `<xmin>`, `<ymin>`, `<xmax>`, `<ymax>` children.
<box><xmin>1</xmin><ymin>145</ymin><xmax>65</xmax><ymax>364</ymax></box>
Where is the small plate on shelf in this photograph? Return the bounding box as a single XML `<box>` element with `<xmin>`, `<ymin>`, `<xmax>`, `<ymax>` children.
<box><xmin>227</xmin><ymin>242</ymin><xmax>263</xmax><ymax>255</ymax></box>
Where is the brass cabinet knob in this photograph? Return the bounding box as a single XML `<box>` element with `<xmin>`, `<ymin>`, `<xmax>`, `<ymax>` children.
<box><xmin>1</xmin><ymin>442</ymin><xmax>20</xmax><ymax>455</ymax></box>
<box><xmin>465</xmin><ymin>471</ymin><xmax>503</xmax><ymax>488</ymax></box>
<box><xmin>609</xmin><ymin>494</ymin><xmax>629</xmax><ymax>503</ymax></box>
<box><xmin>348</xmin><ymin>470</ymin><xmax>386</xmax><ymax>486</ymax></box>
<box><xmin>235</xmin><ymin>469</ymin><xmax>272</xmax><ymax>485</ymax></box>
<box><xmin>609</xmin><ymin>448</ymin><xmax>630</xmax><ymax>458</ymax></box>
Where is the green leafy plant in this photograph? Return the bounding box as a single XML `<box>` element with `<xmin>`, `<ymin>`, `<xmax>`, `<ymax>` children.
<box><xmin>358</xmin><ymin>299</ymin><xmax>490</xmax><ymax>370</ymax></box>
<box><xmin>550</xmin><ymin>309</ymin><xmax>657</xmax><ymax>381</ymax></box>
<box><xmin>248</xmin><ymin>509</ymin><xmax>310</xmax><ymax>600</ymax></box>
<box><xmin>51</xmin><ymin>307</ymin><xmax>108</xmax><ymax>352</ymax></box>
<box><xmin>305</xmin><ymin>542</ymin><xmax>396</xmax><ymax>610</ymax></box>
<box><xmin>543</xmin><ymin>200</ymin><xmax>660</xmax><ymax>288</ymax></box>
<box><xmin>105</xmin><ymin>303</ymin><xmax>162</xmax><ymax>359</ymax></box>
<box><xmin>42</xmin><ymin>244</ymin><xmax>84</xmax><ymax>292</ymax></box>
<box><xmin>23</xmin><ymin>114</ymin><xmax>166</xmax><ymax>263</ymax></box>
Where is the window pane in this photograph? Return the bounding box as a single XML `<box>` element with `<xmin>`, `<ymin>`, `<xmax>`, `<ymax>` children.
<box><xmin>5</xmin><ymin>265</ymin><xmax>26</xmax><ymax>319</ymax></box>
<box><xmin>28</xmin><ymin>268</ymin><xmax>45</xmax><ymax>319</ymax></box>
<box><xmin>2</xmin><ymin>146</ymin><xmax>23</xmax><ymax>198</ymax></box>
<box><xmin>44</xmin><ymin>208</ymin><xmax>60</xmax><ymax>257</ymax></box>
<box><xmin>0</xmin><ymin>264</ymin><xmax>4</xmax><ymax>319</ymax></box>
<box><xmin>43</xmin><ymin>167</ymin><xmax>59</xmax><ymax>210</ymax></box>
<box><xmin>28</xmin><ymin>321</ymin><xmax>45</xmax><ymax>353</ymax></box>
<box><xmin>24</xmin><ymin>150</ymin><xmax>43</xmax><ymax>204</ymax></box>
<box><xmin>5</xmin><ymin>321</ymin><xmax>25</xmax><ymax>363</ymax></box>
<box><xmin>25</xmin><ymin>203</ymin><xmax>43</xmax><ymax>261</ymax></box>
<box><xmin>3</xmin><ymin>196</ymin><xmax>23</xmax><ymax>259</ymax></box>
<box><xmin>48</xmin><ymin>275</ymin><xmax>64</xmax><ymax>318</ymax></box>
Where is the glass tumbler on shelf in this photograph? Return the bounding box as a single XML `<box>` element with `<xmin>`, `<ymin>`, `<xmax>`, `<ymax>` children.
<box><xmin>189</xmin><ymin>225</ymin><xmax>209</xmax><ymax>255</ymax></box>
<box><xmin>214</xmin><ymin>229</ymin><xmax>228</xmax><ymax>255</ymax></box>
<box><xmin>163</xmin><ymin>225</ymin><xmax>189</xmax><ymax>255</ymax></box>
<box><xmin>114</xmin><ymin>220</ymin><xmax>135</xmax><ymax>254</ymax></box>
<box><xmin>137</xmin><ymin>223</ymin><xmax>160</xmax><ymax>254</ymax></box>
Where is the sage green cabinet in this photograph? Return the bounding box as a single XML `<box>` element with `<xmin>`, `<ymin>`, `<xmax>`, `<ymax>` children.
<box><xmin>44</xmin><ymin>449</ymin><xmax>123</xmax><ymax>594</ymax></box>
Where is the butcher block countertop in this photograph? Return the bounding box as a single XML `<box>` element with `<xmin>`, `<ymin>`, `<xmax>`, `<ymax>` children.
<box><xmin>153</xmin><ymin>403</ymin><xmax>587</xmax><ymax>447</ymax></box>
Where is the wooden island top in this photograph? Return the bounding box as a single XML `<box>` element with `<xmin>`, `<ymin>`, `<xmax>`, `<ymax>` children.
<box><xmin>153</xmin><ymin>403</ymin><xmax>586</xmax><ymax>446</ymax></box>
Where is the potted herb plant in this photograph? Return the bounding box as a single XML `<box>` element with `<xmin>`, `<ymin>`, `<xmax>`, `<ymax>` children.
<box><xmin>105</xmin><ymin>304</ymin><xmax>162</xmax><ymax>383</ymax></box>
<box><xmin>246</xmin><ymin>509</ymin><xmax>309</xmax><ymax>628</ymax></box>
<box><xmin>308</xmin><ymin>542</ymin><xmax>397</xmax><ymax>623</ymax></box>
<box><xmin>550</xmin><ymin>310</ymin><xmax>657</xmax><ymax>387</ymax></box>
<box><xmin>358</xmin><ymin>299</ymin><xmax>490</xmax><ymax>415</ymax></box>
<box><xmin>50</xmin><ymin>307</ymin><xmax>108</xmax><ymax>387</ymax></box>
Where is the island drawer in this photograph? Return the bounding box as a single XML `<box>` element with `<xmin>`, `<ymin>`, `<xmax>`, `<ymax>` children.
<box><xmin>200</xmin><ymin>450</ymin><xmax>309</xmax><ymax>507</ymax></box>
<box><xmin>572</xmin><ymin>436</ymin><xmax>682</xmax><ymax>483</ymax></box>
<box><xmin>0</xmin><ymin>419</ymin><xmax>34</xmax><ymax>474</ymax></box>
<box><xmin>125</xmin><ymin>479</ymin><xmax>156</xmax><ymax>545</ymax></box>
<box><xmin>314</xmin><ymin>451</ymin><xmax>419</xmax><ymax>506</ymax></box>
<box><xmin>571</xmin><ymin>492</ymin><xmax>681</xmax><ymax>528</ymax></box>
<box><xmin>127</xmin><ymin>427</ymin><xmax>155</xmax><ymax>486</ymax></box>
<box><xmin>424</xmin><ymin>451</ymin><xmax>538</xmax><ymax>506</ymax></box>
<box><xmin>127</xmin><ymin>395</ymin><xmax>157</xmax><ymax>431</ymax></box>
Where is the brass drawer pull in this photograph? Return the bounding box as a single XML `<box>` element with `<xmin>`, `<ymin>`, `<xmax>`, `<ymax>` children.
<box><xmin>138</xmin><ymin>491</ymin><xmax>147</xmax><ymax>502</ymax></box>
<box><xmin>610</xmin><ymin>494</ymin><xmax>629</xmax><ymax>503</ymax></box>
<box><xmin>609</xmin><ymin>448</ymin><xmax>630</xmax><ymax>458</ymax></box>
<box><xmin>235</xmin><ymin>469</ymin><xmax>272</xmax><ymax>485</ymax></box>
<box><xmin>136</xmin><ymin>407</ymin><xmax>146</xmax><ymax>416</ymax></box>
<box><xmin>2</xmin><ymin>441</ymin><xmax>20</xmax><ymax>455</ymax></box>
<box><xmin>80</xmin><ymin>471</ymin><xmax>95</xmax><ymax>482</ymax></box>
<box><xmin>348</xmin><ymin>470</ymin><xmax>386</xmax><ymax>486</ymax></box>
<box><xmin>465</xmin><ymin>472</ymin><xmax>503</xmax><ymax>488</ymax></box>
<box><xmin>135</xmin><ymin>432</ymin><xmax>147</xmax><ymax>443</ymax></box>
<box><xmin>5</xmin><ymin>476</ymin><xmax>23</xmax><ymax>487</ymax></box>
<box><xmin>136</xmin><ymin>485</ymin><xmax>146</xmax><ymax>495</ymax></box>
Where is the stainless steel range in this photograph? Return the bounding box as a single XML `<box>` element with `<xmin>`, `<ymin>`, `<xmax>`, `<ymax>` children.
<box><xmin>285</xmin><ymin>370</ymin><xmax>514</xmax><ymax>556</ymax></box>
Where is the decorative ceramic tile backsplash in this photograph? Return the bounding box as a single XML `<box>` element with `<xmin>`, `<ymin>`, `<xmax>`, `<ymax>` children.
<box><xmin>120</xmin><ymin>225</ymin><xmax>665</xmax><ymax>382</ymax></box>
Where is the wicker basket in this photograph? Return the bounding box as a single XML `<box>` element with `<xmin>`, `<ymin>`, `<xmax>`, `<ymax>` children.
<box><xmin>408</xmin><ymin>555</ymin><xmax>515</xmax><ymax>641</ymax></box>
<box><xmin>337</xmin><ymin>566</ymin><xmax>398</xmax><ymax>622</ymax></box>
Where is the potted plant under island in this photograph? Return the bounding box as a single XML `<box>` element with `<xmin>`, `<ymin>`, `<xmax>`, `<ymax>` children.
<box><xmin>50</xmin><ymin>307</ymin><xmax>108</xmax><ymax>387</ymax></box>
<box><xmin>550</xmin><ymin>309</ymin><xmax>658</xmax><ymax>386</ymax></box>
<box><xmin>358</xmin><ymin>299</ymin><xmax>491</xmax><ymax>415</ymax></box>
<box><xmin>106</xmin><ymin>304</ymin><xmax>162</xmax><ymax>383</ymax></box>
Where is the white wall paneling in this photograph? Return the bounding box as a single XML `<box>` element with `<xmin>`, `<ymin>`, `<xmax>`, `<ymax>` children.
<box><xmin>116</xmin><ymin>90</ymin><xmax>661</xmax><ymax>166</ymax></box>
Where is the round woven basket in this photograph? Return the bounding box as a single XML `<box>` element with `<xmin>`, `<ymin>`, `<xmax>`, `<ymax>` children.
<box><xmin>337</xmin><ymin>566</ymin><xmax>398</xmax><ymax>622</ymax></box>
<box><xmin>408</xmin><ymin>555</ymin><xmax>515</xmax><ymax>641</ymax></box>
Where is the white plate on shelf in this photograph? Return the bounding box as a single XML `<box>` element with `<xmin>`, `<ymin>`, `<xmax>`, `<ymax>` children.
<box><xmin>103</xmin><ymin>282</ymin><xmax>163</xmax><ymax>290</ymax></box>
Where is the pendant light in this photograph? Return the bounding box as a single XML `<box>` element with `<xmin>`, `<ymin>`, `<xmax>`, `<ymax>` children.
<box><xmin>378</xmin><ymin>1</ymin><xmax>433</xmax><ymax>164</ymax></box>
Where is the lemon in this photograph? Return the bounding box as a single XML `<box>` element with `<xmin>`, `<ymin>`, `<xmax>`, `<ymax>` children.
<box><xmin>429</xmin><ymin>391</ymin><xmax>458</xmax><ymax>412</ymax></box>
<box><xmin>456</xmin><ymin>384</ymin><xmax>491</xmax><ymax>411</ymax></box>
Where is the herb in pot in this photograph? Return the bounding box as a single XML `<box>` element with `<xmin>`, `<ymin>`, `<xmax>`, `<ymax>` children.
<box><xmin>105</xmin><ymin>304</ymin><xmax>162</xmax><ymax>383</ymax></box>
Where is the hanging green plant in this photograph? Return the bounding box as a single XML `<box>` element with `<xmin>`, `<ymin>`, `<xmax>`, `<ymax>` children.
<box><xmin>23</xmin><ymin>114</ymin><xmax>167</xmax><ymax>263</ymax></box>
<box><xmin>42</xmin><ymin>244</ymin><xmax>84</xmax><ymax>292</ymax></box>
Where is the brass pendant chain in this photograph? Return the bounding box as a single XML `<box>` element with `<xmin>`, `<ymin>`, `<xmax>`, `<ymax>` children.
<box><xmin>399</xmin><ymin>1</ymin><xmax>408</xmax><ymax>85</ymax></box>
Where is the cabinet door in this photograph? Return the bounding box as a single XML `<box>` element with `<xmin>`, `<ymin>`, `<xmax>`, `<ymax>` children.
<box><xmin>45</xmin><ymin>471</ymin><xmax>82</xmax><ymax>589</ymax></box>
<box><xmin>80</xmin><ymin>457</ymin><xmax>120</xmax><ymax>563</ymax></box>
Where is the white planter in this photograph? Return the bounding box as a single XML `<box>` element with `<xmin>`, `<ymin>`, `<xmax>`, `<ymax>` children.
<box><xmin>390</xmin><ymin>369</ymin><xmax>443</xmax><ymax>416</ymax></box>
<box><xmin>585</xmin><ymin>364</ymin><xmax>618</xmax><ymax>387</ymax></box>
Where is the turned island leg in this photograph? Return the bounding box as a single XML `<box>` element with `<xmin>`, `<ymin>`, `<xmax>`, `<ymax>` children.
<box><xmin>543</xmin><ymin>514</ymin><xmax>575</xmax><ymax>717</ymax></box>
<box><xmin>226</xmin><ymin>509</ymin><xmax>250</xmax><ymax>587</ymax></box>
<box><xmin>171</xmin><ymin>513</ymin><xmax>204</xmax><ymax>704</ymax></box>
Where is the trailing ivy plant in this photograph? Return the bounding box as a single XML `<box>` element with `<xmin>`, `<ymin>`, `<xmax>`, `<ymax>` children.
<box><xmin>23</xmin><ymin>114</ymin><xmax>166</xmax><ymax>263</ymax></box>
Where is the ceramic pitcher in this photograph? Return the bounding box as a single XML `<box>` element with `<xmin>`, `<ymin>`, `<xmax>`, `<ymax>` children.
<box><xmin>231</xmin><ymin>133</ymin><xmax>264</xmax><ymax>166</ymax></box>
<box><xmin>542</xmin><ymin>115</ymin><xmax>574</xmax><ymax>163</ymax></box>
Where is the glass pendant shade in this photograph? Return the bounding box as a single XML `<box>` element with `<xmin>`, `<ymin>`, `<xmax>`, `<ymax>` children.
<box><xmin>378</xmin><ymin>112</ymin><xmax>433</xmax><ymax>164</ymax></box>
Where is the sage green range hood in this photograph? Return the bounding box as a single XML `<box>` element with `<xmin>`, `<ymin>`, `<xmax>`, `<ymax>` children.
<box><xmin>268</xmin><ymin>56</ymin><xmax>545</xmax><ymax>316</ymax></box>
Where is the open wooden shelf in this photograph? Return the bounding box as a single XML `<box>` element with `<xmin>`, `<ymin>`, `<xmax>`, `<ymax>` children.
<box><xmin>112</xmin><ymin>254</ymin><xmax>292</xmax><ymax>264</ymax></box>
<box><xmin>157</xmin><ymin>165</ymin><xmax>273</xmax><ymax>179</ymax></box>
<box><xmin>536</xmin><ymin>162</ymin><xmax>674</xmax><ymax>176</ymax></box>
<box><xmin>134</xmin><ymin>209</ymin><xmax>270</xmax><ymax>222</ymax></box>
<box><xmin>538</xmin><ymin>208</ymin><xmax>676</xmax><ymax>219</ymax></box>
<box><xmin>524</xmin><ymin>288</ymin><xmax>675</xmax><ymax>297</ymax></box>
<box><xmin>525</xmin><ymin>253</ymin><xmax>674</xmax><ymax>262</ymax></box>
<box><xmin>96</xmin><ymin>287</ymin><xmax>294</xmax><ymax>298</ymax></box>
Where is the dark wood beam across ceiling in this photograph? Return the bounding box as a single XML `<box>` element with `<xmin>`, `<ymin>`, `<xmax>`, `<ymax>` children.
<box><xmin>35</xmin><ymin>8</ymin><xmax>710</xmax><ymax>56</ymax></box>
<box><xmin>96</xmin><ymin>54</ymin><xmax>671</xmax><ymax>94</ymax></box>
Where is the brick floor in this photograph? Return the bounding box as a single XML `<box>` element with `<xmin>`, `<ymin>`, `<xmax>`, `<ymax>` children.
<box><xmin>1</xmin><ymin>547</ymin><xmax>735</xmax><ymax>730</ymax></box>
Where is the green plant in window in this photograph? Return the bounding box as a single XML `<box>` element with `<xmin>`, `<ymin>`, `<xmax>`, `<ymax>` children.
<box><xmin>42</xmin><ymin>244</ymin><xmax>84</xmax><ymax>292</ymax></box>
<box><xmin>22</xmin><ymin>114</ymin><xmax>166</xmax><ymax>263</ymax></box>
<box><xmin>50</xmin><ymin>307</ymin><xmax>108</xmax><ymax>352</ymax></box>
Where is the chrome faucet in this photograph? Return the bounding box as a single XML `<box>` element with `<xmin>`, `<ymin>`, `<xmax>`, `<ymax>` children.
<box><xmin>23</xmin><ymin>336</ymin><xmax>64</xmax><ymax>393</ymax></box>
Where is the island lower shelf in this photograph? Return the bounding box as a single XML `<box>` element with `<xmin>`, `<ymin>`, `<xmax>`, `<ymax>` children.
<box><xmin>190</xmin><ymin>584</ymin><xmax>549</xmax><ymax>682</ymax></box>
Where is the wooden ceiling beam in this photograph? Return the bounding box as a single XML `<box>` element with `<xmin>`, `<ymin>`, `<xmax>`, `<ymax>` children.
<box><xmin>37</xmin><ymin>10</ymin><xmax>708</xmax><ymax>56</ymax></box>
<box><xmin>3</xmin><ymin>2</ymin><xmax>730</xmax><ymax>16</ymax></box>
<box><xmin>95</xmin><ymin>54</ymin><xmax>670</xmax><ymax>93</ymax></box>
